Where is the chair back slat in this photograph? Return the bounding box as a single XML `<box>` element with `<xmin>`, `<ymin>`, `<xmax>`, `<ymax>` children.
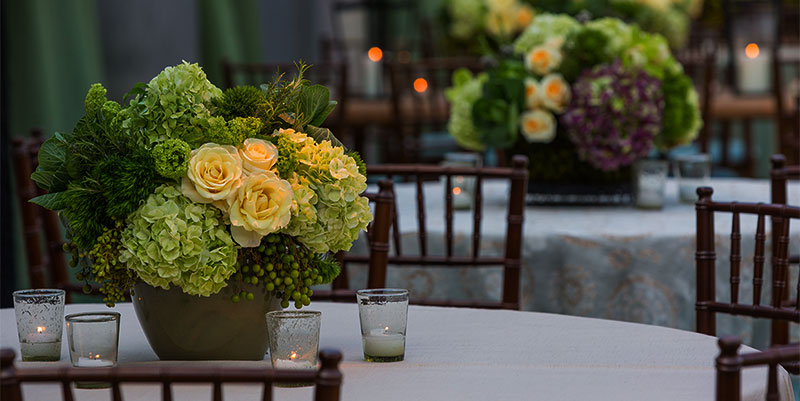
<box><xmin>62</xmin><ymin>381</ymin><xmax>74</xmax><ymax>401</ymax></box>
<box><xmin>416</xmin><ymin>175</ymin><xmax>427</xmax><ymax>256</ymax></box>
<box><xmin>112</xmin><ymin>382</ymin><xmax>123</xmax><ymax>401</ymax></box>
<box><xmin>770</xmin><ymin>153</ymin><xmax>799</xmax><ymax>345</ymax></box>
<box><xmin>472</xmin><ymin>175</ymin><xmax>483</xmax><ymax>259</ymax></box>
<box><xmin>12</xmin><ymin>137</ymin><xmax>47</xmax><ymax>289</ymax></box>
<box><xmin>0</xmin><ymin>348</ymin><xmax>343</xmax><ymax>401</ymax></box>
<box><xmin>696</xmin><ymin>187</ymin><xmax>800</xmax><ymax>345</ymax></box>
<box><xmin>753</xmin><ymin>212</ymin><xmax>766</xmax><ymax>306</ymax></box>
<box><xmin>772</xmin><ymin>212</ymin><xmax>791</xmax><ymax>307</ymax></box>
<box><xmin>389</xmin><ymin>175</ymin><xmax>402</xmax><ymax>256</ymax></box>
<box><xmin>445</xmin><ymin>174</ymin><xmax>454</xmax><ymax>257</ymax></box>
<box><xmin>730</xmin><ymin>207</ymin><xmax>741</xmax><ymax>303</ymax></box>
<box><xmin>355</xmin><ymin>156</ymin><xmax>528</xmax><ymax>309</ymax></box>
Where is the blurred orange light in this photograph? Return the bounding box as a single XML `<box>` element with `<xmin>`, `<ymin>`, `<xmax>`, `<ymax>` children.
<box><xmin>745</xmin><ymin>43</ymin><xmax>760</xmax><ymax>59</ymax></box>
<box><xmin>368</xmin><ymin>47</ymin><xmax>383</xmax><ymax>62</ymax></box>
<box><xmin>453</xmin><ymin>187</ymin><xmax>462</xmax><ymax>195</ymax></box>
<box><xmin>414</xmin><ymin>78</ymin><xmax>428</xmax><ymax>93</ymax></box>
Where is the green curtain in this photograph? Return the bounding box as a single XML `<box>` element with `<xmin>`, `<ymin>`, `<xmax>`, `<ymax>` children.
<box><xmin>199</xmin><ymin>0</ymin><xmax>263</xmax><ymax>87</ymax></box>
<box><xmin>4</xmin><ymin>0</ymin><xmax>104</xmax><ymax>291</ymax></box>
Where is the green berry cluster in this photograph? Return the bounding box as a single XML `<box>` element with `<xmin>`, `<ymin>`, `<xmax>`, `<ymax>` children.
<box><xmin>233</xmin><ymin>234</ymin><xmax>325</xmax><ymax>309</ymax></box>
<box><xmin>86</xmin><ymin>221</ymin><xmax>134</xmax><ymax>306</ymax></box>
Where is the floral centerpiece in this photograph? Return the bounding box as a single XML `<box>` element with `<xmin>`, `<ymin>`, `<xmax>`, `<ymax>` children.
<box><xmin>30</xmin><ymin>62</ymin><xmax>372</xmax><ymax>359</ymax></box>
<box><xmin>440</xmin><ymin>0</ymin><xmax>701</xmax><ymax>53</ymax></box>
<box><xmin>31</xmin><ymin>61</ymin><xmax>371</xmax><ymax>308</ymax></box>
<box><xmin>446</xmin><ymin>15</ymin><xmax>701</xmax><ymax>198</ymax></box>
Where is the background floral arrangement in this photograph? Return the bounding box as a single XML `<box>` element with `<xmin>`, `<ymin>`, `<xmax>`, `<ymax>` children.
<box><xmin>31</xmin><ymin>61</ymin><xmax>372</xmax><ymax>309</ymax></box>
<box><xmin>440</xmin><ymin>0</ymin><xmax>702</xmax><ymax>53</ymax></box>
<box><xmin>446</xmin><ymin>14</ymin><xmax>702</xmax><ymax>180</ymax></box>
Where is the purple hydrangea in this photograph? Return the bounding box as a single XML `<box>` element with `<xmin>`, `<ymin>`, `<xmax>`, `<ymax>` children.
<box><xmin>561</xmin><ymin>61</ymin><xmax>664</xmax><ymax>172</ymax></box>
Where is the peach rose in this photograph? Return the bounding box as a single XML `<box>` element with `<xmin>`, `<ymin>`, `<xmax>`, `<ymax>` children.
<box><xmin>524</xmin><ymin>77</ymin><xmax>542</xmax><ymax>110</ymax></box>
<box><xmin>515</xmin><ymin>5</ymin><xmax>534</xmax><ymax>30</ymax></box>
<box><xmin>181</xmin><ymin>143</ymin><xmax>242</xmax><ymax>204</ymax></box>
<box><xmin>540</xmin><ymin>74</ymin><xmax>571</xmax><ymax>113</ymax></box>
<box><xmin>525</xmin><ymin>45</ymin><xmax>562</xmax><ymax>76</ymax></box>
<box><xmin>520</xmin><ymin>109</ymin><xmax>556</xmax><ymax>143</ymax></box>
<box><xmin>239</xmin><ymin>138</ymin><xmax>278</xmax><ymax>175</ymax></box>
<box><xmin>227</xmin><ymin>171</ymin><xmax>293</xmax><ymax>247</ymax></box>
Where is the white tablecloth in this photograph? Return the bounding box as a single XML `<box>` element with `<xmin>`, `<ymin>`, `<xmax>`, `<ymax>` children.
<box><xmin>349</xmin><ymin>178</ymin><xmax>800</xmax><ymax>349</ymax></box>
<box><xmin>0</xmin><ymin>303</ymin><xmax>792</xmax><ymax>400</ymax></box>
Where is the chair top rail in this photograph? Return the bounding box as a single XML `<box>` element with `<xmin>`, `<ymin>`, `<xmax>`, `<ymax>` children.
<box><xmin>367</xmin><ymin>164</ymin><xmax>518</xmax><ymax>178</ymax></box>
<box><xmin>740</xmin><ymin>344</ymin><xmax>800</xmax><ymax>367</ymax></box>
<box><xmin>12</xmin><ymin>366</ymin><xmax>318</xmax><ymax>383</ymax></box>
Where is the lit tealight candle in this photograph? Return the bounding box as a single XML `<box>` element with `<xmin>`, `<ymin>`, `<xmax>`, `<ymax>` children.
<box><xmin>363</xmin><ymin>326</ymin><xmax>405</xmax><ymax>358</ymax></box>
<box><xmin>273</xmin><ymin>351</ymin><xmax>315</xmax><ymax>370</ymax></box>
<box><xmin>737</xmin><ymin>42</ymin><xmax>770</xmax><ymax>93</ymax></box>
<box><xmin>36</xmin><ymin>326</ymin><xmax>46</xmax><ymax>333</ymax></box>
<box><xmin>77</xmin><ymin>354</ymin><xmax>113</xmax><ymax>367</ymax></box>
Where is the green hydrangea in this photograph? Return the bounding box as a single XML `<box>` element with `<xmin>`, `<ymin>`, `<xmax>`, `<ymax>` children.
<box><xmin>101</xmin><ymin>101</ymin><xmax>121</xmax><ymax>122</ymax></box>
<box><xmin>85</xmin><ymin>83</ymin><xmax>108</xmax><ymax>119</ymax></box>
<box><xmin>124</xmin><ymin>61</ymin><xmax>222</xmax><ymax>146</ymax></box>
<box><xmin>152</xmin><ymin>139</ymin><xmax>191</xmax><ymax>180</ymax></box>
<box><xmin>446</xmin><ymin>0</ymin><xmax>485</xmax><ymax>40</ymax></box>
<box><xmin>119</xmin><ymin>184</ymin><xmax>238</xmax><ymax>296</ymax></box>
<box><xmin>655</xmin><ymin>67</ymin><xmax>702</xmax><ymax>150</ymax></box>
<box><xmin>228</xmin><ymin>116</ymin><xmax>262</xmax><ymax>140</ymax></box>
<box><xmin>282</xmin><ymin>135</ymin><xmax>371</xmax><ymax>253</ymax></box>
<box><xmin>513</xmin><ymin>14</ymin><xmax>580</xmax><ymax>54</ymax></box>
<box><xmin>445</xmin><ymin>68</ymin><xmax>488</xmax><ymax>152</ymax></box>
<box><xmin>585</xmin><ymin>18</ymin><xmax>634</xmax><ymax>58</ymax></box>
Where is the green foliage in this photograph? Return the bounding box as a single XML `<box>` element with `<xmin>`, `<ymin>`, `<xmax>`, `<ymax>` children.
<box><xmin>315</xmin><ymin>253</ymin><xmax>341</xmax><ymax>284</ymax></box>
<box><xmin>96</xmin><ymin>154</ymin><xmax>161</xmax><ymax>218</ymax></box>
<box><xmin>559</xmin><ymin>27</ymin><xmax>613</xmax><ymax>82</ymax></box>
<box><xmin>655</xmin><ymin>68</ymin><xmax>702</xmax><ymax>150</ymax></box>
<box><xmin>346</xmin><ymin>150</ymin><xmax>367</xmax><ymax>177</ymax></box>
<box><xmin>59</xmin><ymin>179</ymin><xmax>109</xmax><ymax>250</ymax></box>
<box><xmin>471</xmin><ymin>60</ymin><xmax>526</xmax><ymax>149</ymax></box>
<box><xmin>216</xmin><ymin>85</ymin><xmax>266</xmax><ymax>120</ymax></box>
<box><xmin>228</xmin><ymin>117</ymin><xmax>262</xmax><ymax>141</ymax></box>
<box><xmin>305</xmin><ymin>125</ymin><xmax>344</xmax><ymax>148</ymax></box>
<box><xmin>152</xmin><ymin>139</ymin><xmax>191</xmax><ymax>180</ymax></box>
<box><xmin>85</xmin><ymin>83</ymin><xmax>108</xmax><ymax>119</ymax></box>
<box><xmin>445</xmin><ymin>68</ymin><xmax>488</xmax><ymax>152</ymax></box>
<box><xmin>298</xmin><ymin>85</ymin><xmax>337</xmax><ymax>127</ymax></box>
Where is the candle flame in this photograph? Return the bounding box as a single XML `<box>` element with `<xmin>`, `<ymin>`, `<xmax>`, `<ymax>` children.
<box><xmin>290</xmin><ymin>351</ymin><xmax>297</xmax><ymax>360</ymax></box>
<box><xmin>453</xmin><ymin>187</ymin><xmax>462</xmax><ymax>195</ymax></box>
<box><xmin>368</xmin><ymin>47</ymin><xmax>383</xmax><ymax>62</ymax></box>
<box><xmin>384</xmin><ymin>326</ymin><xmax>390</xmax><ymax>332</ymax></box>
<box><xmin>413</xmin><ymin>78</ymin><xmax>428</xmax><ymax>93</ymax></box>
<box><xmin>36</xmin><ymin>326</ymin><xmax>45</xmax><ymax>333</ymax></box>
<box><xmin>745</xmin><ymin>43</ymin><xmax>760</xmax><ymax>59</ymax></box>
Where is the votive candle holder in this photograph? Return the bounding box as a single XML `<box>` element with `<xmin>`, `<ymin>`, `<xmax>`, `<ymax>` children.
<box><xmin>13</xmin><ymin>289</ymin><xmax>65</xmax><ymax>361</ymax></box>
<box><xmin>357</xmin><ymin>289</ymin><xmax>408</xmax><ymax>362</ymax></box>
<box><xmin>65</xmin><ymin>312</ymin><xmax>121</xmax><ymax>389</ymax></box>
<box><xmin>267</xmin><ymin>310</ymin><xmax>321</xmax><ymax>386</ymax></box>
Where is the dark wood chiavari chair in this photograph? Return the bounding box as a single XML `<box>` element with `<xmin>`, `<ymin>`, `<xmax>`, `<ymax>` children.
<box><xmin>0</xmin><ymin>348</ymin><xmax>343</xmax><ymax>401</ymax></box>
<box><xmin>314</xmin><ymin>179</ymin><xmax>394</xmax><ymax>302</ymax></box>
<box><xmin>11</xmin><ymin>129</ymin><xmax>81</xmax><ymax>302</ymax></box>
<box><xmin>334</xmin><ymin>155</ymin><xmax>528</xmax><ymax>310</ymax></box>
<box><xmin>695</xmin><ymin>187</ymin><xmax>800</xmax><ymax>373</ymax></box>
<box><xmin>769</xmin><ymin>154</ymin><xmax>800</xmax><ymax>347</ymax></box>
<box><xmin>386</xmin><ymin>57</ymin><xmax>484</xmax><ymax>163</ymax></box>
<box><xmin>715</xmin><ymin>337</ymin><xmax>799</xmax><ymax>401</ymax></box>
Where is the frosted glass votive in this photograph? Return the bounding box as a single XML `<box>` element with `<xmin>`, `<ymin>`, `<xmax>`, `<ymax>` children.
<box><xmin>66</xmin><ymin>312</ymin><xmax>121</xmax><ymax>389</ymax></box>
<box><xmin>13</xmin><ymin>289</ymin><xmax>65</xmax><ymax>361</ymax></box>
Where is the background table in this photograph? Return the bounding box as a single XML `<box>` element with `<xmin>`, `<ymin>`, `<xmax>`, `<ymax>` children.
<box><xmin>0</xmin><ymin>303</ymin><xmax>792</xmax><ymax>400</ymax></box>
<box><xmin>349</xmin><ymin>178</ymin><xmax>800</xmax><ymax>349</ymax></box>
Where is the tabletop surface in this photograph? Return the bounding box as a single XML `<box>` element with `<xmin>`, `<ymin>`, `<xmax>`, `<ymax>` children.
<box><xmin>1</xmin><ymin>302</ymin><xmax>792</xmax><ymax>401</ymax></box>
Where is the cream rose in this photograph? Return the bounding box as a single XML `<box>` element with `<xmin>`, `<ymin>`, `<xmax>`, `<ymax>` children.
<box><xmin>181</xmin><ymin>143</ymin><xmax>243</xmax><ymax>205</ymax></box>
<box><xmin>524</xmin><ymin>77</ymin><xmax>542</xmax><ymax>110</ymax></box>
<box><xmin>525</xmin><ymin>45</ymin><xmax>562</xmax><ymax>75</ymax></box>
<box><xmin>540</xmin><ymin>74</ymin><xmax>571</xmax><ymax>113</ymax></box>
<box><xmin>520</xmin><ymin>109</ymin><xmax>556</xmax><ymax>143</ymax></box>
<box><xmin>239</xmin><ymin>138</ymin><xmax>278</xmax><ymax>175</ymax></box>
<box><xmin>227</xmin><ymin>171</ymin><xmax>293</xmax><ymax>247</ymax></box>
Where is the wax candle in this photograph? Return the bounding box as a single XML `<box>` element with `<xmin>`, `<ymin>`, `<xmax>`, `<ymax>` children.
<box><xmin>363</xmin><ymin>328</ymin><xmax>405</xmax><ymax>357</ymax></box>
<box><xmin>364</xmin><ymin>47</ymin><xmax>383</xmax><ymax>97</ymax></box>
<box><xmin>274</xmin><ymin>358</ymin><xmax>315</xmax><ymax>370</ymax></box>
<box><xmin>76</xmin><ymin>356</ymin><xmax>113</xmax><ymax>367</ymax></box>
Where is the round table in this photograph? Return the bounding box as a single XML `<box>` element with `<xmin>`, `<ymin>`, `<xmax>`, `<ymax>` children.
<box><xmin>1</xmin><ymin>303</ymin><xmax>792</xmax><ymax>400</ymax></box>
<box><xmin>351</xmin><ymin>178</ymin><xmax>800</xmax><ymax>349</ymax></box>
